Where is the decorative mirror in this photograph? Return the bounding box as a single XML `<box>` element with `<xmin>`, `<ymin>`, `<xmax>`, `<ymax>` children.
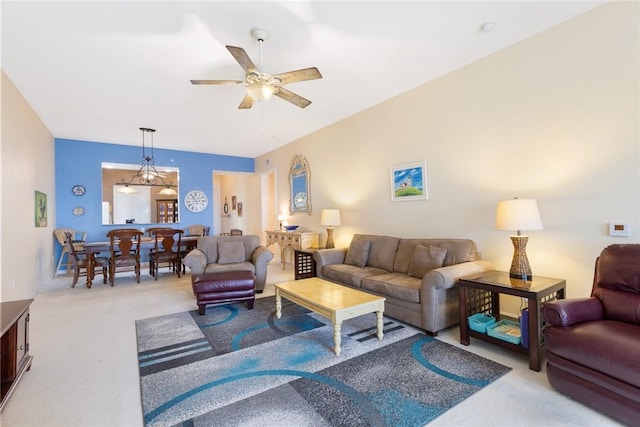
<box><xmin>289</xmin><ymin>155</ymin><xmax>311</xmax><ymax>214</ymax></box>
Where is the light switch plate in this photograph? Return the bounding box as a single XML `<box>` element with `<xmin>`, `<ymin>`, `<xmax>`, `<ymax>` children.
<box><xmin>609</xmin><ymin>222</ymin><xmax>630</xmax><ymax>237</ymax></box>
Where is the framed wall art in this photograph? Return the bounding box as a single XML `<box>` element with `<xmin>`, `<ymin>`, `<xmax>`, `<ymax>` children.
<box><xmin>35</xmin><ymin>190</ymin><xmax>48</xmax><ymax>227</ymax></box>
<box><xmin>390</xmin><ymin>161</ymin><xmax>428</xmax><ymax>201</ymax></box>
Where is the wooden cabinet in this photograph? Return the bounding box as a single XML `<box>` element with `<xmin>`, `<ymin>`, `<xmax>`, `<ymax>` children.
<box><xmin>156</xmin><ymin>199</ymin><xmax>178</xmax><ymax>223</ymax></box>
<box><xmin>266</xmin><ymin>230</ymin><xmax>319</xmax><ymax>269</ymax></box>
<box><xmin>1</xmin><ymin>299</ymin><xmax>33</xmax><ymax>411</ymax></box>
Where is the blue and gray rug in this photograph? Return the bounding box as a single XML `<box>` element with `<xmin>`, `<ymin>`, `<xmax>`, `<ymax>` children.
<box><xmin>135</xmin><ymin>297</ymin><xmax>511</xmax><ymax>426</ymax></box>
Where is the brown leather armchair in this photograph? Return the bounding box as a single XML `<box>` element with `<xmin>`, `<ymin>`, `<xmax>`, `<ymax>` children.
<box><xmin>542</xmin><ymin>244</ymin><xmax>640</xmax><ymax>425</ymax></box>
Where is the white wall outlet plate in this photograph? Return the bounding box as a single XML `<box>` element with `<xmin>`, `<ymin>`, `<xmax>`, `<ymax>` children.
<box><xmin>609</xmin><ymin>222</ymin><xmax>630</xmax><ymax>237</ymax></box>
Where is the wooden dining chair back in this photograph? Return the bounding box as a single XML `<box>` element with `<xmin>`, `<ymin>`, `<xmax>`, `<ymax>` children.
<box><xmin>64</xmin><ymin>232</ymin><xmax>109</xmax><ymax>288</ymax></box>
<box><xmin>54</xmin><ymin>228</ymin><xmax>87</xmax><ymax>277</ymax></box>
<box><xmin>149</xmin><ymin>228</ymin><xmax>184</xmax><ymax>280</ymax></box>
<box><xmin>186</xmin><ymin>224</ymin><xmax>209</xmax><ymax>237</ymax></box>
<box><xmin>147</xmin><ymin>227</ymin><xmax>172</xmax><ymax>237</ymax></box>
<box><xmin>106</xmin><ymin>229</ymin><xmax>143</xmax><ymax>286</ymax></box>
<box><xmin>230</xmin><ymin>229</ymin><xmax>243</xmax><ymax>236</ymax></box>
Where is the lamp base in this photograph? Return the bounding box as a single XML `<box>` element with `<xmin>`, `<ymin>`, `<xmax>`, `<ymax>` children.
<box><xmin>325</xmin><ymin>227</ymin><xmax>335</xmax><ymax>249</ymax></box>
<box><xmin>509</xmin><ymin>235</ymin><xmax>533</xmax><ymax>281</ymax></box>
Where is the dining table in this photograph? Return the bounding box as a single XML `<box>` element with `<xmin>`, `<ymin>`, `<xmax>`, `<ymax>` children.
<box><xmin>83</xmin><ymin>235</ymin><xmax>199</xmax><ymax>287</ymax></box>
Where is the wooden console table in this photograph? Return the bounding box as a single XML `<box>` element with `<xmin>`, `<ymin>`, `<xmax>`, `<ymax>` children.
<box><xmin>1</xmin><ymin>299</ymin><xmax>33</xmax><ymax>411</ymax></box>
<box><xmin>266</xmin><ymin>230</ymin><xmax>319</xmax><ymax>269</ymax></box>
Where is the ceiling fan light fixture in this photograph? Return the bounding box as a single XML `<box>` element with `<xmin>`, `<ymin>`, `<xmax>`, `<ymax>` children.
<box><xmin>246</xmin><ymin>82</ymin><xmax>275</xmax><ymax>101</ymax></box>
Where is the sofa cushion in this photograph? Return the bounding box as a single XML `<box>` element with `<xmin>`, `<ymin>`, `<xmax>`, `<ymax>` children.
<box><xmin>204</xmin><ymin>262</ymin><xmax>255</xmax><ymax>275</ymax></box>
<box><xmin>394</xmin><ymin>239</ymin><xmax>477</xmax><ymax>273</ymax></box>
<box><xmin>407</xmin><ymin>245</ymin><xmax>447</xmax><ymax>278</ymax></box>
<box><xmin>218</xmin><ymin>241</ymin><xmax>245</xmax><ymax>264</ymax></box>
<box><xmin>350</xmin><ymin>234</ymin><xmax>400</xmax><ymax>272</ymax></box>
<box><xmin>345</xmin><ymin>239</ymin><xmax>371</xmax><ymax>268</ymax></box>
<box><xmin>322</xmin><ymin>264</ymin><xmax>389</xmax><ymax>288</ymax></box>
<box><xmin>362</xmin><ymin>273</ymin><xmax>422</xmax><ymax>304</ymax></box>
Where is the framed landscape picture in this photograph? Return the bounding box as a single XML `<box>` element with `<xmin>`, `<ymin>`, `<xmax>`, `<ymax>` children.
<box><xmin>35</xmin><ymin>190</ymin><xmax>47</xmax><ymax>227</ymax></box>
<box><xmin>390</xmin><ymin>161</ymin><xmax>428</xmax><ymax>201</ymax></box>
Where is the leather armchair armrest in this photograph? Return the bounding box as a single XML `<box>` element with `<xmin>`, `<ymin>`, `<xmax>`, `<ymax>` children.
<box><xmin>182</xmin><ymin>248</ymin><xmax>206</xmax><ymax>275</ymax></box>
<box><xmin>542</xmin><ymin>297</ymin><xmax>604</xmax><ymax>327</ymax></box>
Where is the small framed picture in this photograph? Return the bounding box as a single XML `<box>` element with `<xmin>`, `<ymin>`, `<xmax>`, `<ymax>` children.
<box><xmin>390</xmin><ymin>161</ymin><xmax>428</xmax><ymax>201</ymax></box>
<box><xmin>35</xmin><ymin>190</ymin><xmax>48</xmax><ymax>227</ymax></box>
<box><xmin>237</xmin><ymin>202</ymin><xmax>243</xmax><ymax>217</ymax></box>
<box><xmin>232</xmin><ymin>195</ymin><xmax>237</xmax><ymax>210</ymax></box>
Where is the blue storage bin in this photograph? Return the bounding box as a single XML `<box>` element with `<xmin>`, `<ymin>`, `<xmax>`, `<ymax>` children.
<box><xmin>468</xmin><ymin>313</ymin><xmax>496</xmax><ymax>333</ymax></box>
<box><xmin>486</xmin><ymin>319</ymin><xmax>522</xmax><ymax>345</ymax></box>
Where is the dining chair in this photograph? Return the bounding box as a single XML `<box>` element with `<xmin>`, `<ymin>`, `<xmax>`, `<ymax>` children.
<box><xmin>54</xmin><ymin>228</ymin><xmax>87</xmax><ymax>277</ymax></box>
<box><xmin>149</xmin><ymin>228</ymin><xmax>184</xmax><ymax>280</ymax></box>
<box><xmin>146</xmin><ymin>227</ymin><xmax>172</xmax><ymax>237</ymax></box>
<box><xmin>186</xmin><ymin>224</ymin><xmax>210</xmax><ymax>236</ymax></box>
<box><xmin>230</xmin><ymin>228</ymin><xmax>243</xmax><ymax>236</ymax></box>
<box><xmin>106</xmin><ymin>229</ymin><xmax>143</xmax><ymax>286</ymax></box>
<box><xmin>64</xmin><ymin>232</ymin><xmax>108</xmax><ymax>288</ymax></box>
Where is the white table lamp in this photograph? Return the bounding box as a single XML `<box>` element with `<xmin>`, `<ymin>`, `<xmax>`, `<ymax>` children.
<box><xmin>321</xmin><ymin>209</ymin><xmax>341</xmax><ymax>249</ymax></box>
<box><xmin>495</xmin><ymin>198</ymin><xmax>543</xmax><ymax>280</ymax></box>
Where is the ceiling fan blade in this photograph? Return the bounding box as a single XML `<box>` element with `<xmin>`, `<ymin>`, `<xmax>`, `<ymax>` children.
<box><xmin>274</xmin><ymin>86</ymin><xmax>312</xmax><ymax>109</ymax></box>
<box><xmin>226</xmin><ymin>45</ymin><xmax>257</xmax><ymax>72</ymax></box>
<box><xmin>190</xmin><ymin>79</ymin><xmax>243</xmax><ymax>85</ymax></box>
<box><xmin>238</xmin><ymin>93</ymin><xmax>255</xmax><ymax>109</ymax></box>
<box><xmin>273</xmin><ymin>67</ymin><xmax>323</xmax><ymax>85</ymax></box>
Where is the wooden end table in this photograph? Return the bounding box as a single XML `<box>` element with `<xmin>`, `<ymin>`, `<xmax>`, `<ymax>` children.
<box><xmin>458</xmin><ymin>270</ymin><xmax>565</xmax><ymax>372</ymax></box>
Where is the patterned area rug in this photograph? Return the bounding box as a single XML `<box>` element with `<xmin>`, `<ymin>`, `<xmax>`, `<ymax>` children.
<box><xmin>135</xmin><ymin>297</ymin><xmax>511</xmax><ymax>426</ymax></box>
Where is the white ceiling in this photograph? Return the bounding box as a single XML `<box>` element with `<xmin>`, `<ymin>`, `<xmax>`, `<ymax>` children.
<box><xmin>2</xmin><ymin>1</ymin><xmax>605</xmax><ymax>158</ymax></box>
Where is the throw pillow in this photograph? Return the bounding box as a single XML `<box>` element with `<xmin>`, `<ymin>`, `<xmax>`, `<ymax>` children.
<box><xmin>345</xmin><ymin>239</ymin><xmax>371</xmax><ymax>268</ymax></box>
<box><xmin>218</xmin><ymin>241</ymin><xmax>245</xmax><ymax>264</ymax></box>
<box><xmin>407</xmin><ymin>245</ymin><xmax>447</xmax><ymax>278</ymax></box>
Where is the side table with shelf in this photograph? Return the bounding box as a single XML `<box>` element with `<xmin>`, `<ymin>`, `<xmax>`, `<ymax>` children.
<box><xmin>458</xmin><ymin>271</ymin><xmax>565</xmax><ymax>372</ymax></box>
<box><xmin>294</xmin><ymin>248</ymin><xmax>323</xmax><ymax>280</ymax></box>
<box><xmin>1</xmin><ymin>299</ymin><xmax>33</xmax><ymax>411</ymax></box>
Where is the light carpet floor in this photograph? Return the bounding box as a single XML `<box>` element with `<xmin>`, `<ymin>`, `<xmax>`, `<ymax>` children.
<box><xmin>1</xmin><ymin>263</ymin><xmax>621</xmax><ymax>426</ymax></box>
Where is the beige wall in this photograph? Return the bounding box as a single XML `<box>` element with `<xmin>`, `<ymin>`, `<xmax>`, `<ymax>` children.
<box><xmin>215</xmin><ymin>172</ymin><xmax>262</xmax><ymax>235</ymax></box>
<box><xmin>1</xmin><ymin>70</ymin><xmax>55</xmax><ymax>302</ymax></box>
<box><xmin>256</xmin><ymin>2</ymin><xmax>640</xmax><ymax>306</ymax></box>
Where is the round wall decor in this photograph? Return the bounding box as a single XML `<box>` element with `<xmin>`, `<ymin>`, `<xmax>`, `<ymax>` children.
<box><xmin>72</xmin><ymin>206</ymin><xmax>85</xmax><ymax>216</ymax></box>
<box><xmin>184</xmin><ymin>190</ymin><xmax>208</xmax><ymax>213</ymax></box>
<box><xmin>71</xmin><ymin>185</ymin><xmax>86</xmax><ymax>196</ymax></box>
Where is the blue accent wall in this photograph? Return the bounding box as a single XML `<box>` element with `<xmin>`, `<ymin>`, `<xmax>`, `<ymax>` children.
<box><xmin>55</xmin><ymin>138</ymin><xmax>253</xmax><ymax>261</ymax></box>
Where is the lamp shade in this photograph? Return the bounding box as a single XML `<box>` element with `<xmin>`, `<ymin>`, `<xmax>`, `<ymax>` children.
<box><xmin>277</xmin><ymin>214</ymin><xmax>287</xmax><ymax>221</ymax></box>
<box><xmin>117</xmin><ymin>185</ymin><xmax>137</xmax><ymax>194</ymax></box>
<box><xmin>495</xmin><ymin>199</ymin><xmax>543</xmax><ymax>232</ymax></box>
<box><xmin>158</xmin><ymin>186</ymin><xmax>177</xmax><ymax>196</ymax></box>
<box><xmin>321</xmin><ymin>209</ymin><xmax>341</xmax><ymax>227</ymax></box>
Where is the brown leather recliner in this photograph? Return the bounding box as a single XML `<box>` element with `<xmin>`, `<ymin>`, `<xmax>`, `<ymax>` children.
<box><xmin>542</xmin><ymin>244</ymin><xmax>640</xmax><ymax>425</ymax></box>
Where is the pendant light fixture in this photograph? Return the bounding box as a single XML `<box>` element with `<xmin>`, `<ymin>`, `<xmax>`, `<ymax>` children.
<box><xmin>117</xmin><ymin>128</ymin><xmax>178</xmax><ymax>195</ymax></box>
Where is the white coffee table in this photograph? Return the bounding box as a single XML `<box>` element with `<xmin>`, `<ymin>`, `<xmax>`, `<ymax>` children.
<box><xmin>274</xmin><ymin>277</ymin><xmax>385</xmax><ymax>356</ymax></box>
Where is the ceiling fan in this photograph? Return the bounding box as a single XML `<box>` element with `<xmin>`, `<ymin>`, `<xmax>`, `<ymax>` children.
<box><xmin>190</xmin><ymin>28</ymin><xmax>322</xmax><ymax>109</ymax></box>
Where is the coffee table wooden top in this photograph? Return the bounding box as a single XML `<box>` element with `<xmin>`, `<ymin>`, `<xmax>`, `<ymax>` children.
<box><xmin>275</xmin><ymin>277</ymin><xmax>384</xmax><ymax>311</ymax></box>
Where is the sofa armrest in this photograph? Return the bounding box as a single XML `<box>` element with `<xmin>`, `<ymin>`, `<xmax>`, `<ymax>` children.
<box><xmin>542</xmin><ymin>297</ymin><xmax>604</xmax><ymax>327</ymax></box>
<box><xmin>251</xmin><ymin>246</ymin><xmax>274</xmax><ymax>292</ymax></box>
<box><xmin>423</xmin><ymin>260</ymin><xmax>495</xmax><ymax>290</ymax></box>
<box><xmin>313</xmin><ymin>248</ymin><xmax>348</xmax><ymax>278</ymax></box>
<box><xmin>182</xmin><ymin>248</ymin><xmax>207</xmax><ymax>275</ymax></box>
<box><xmin>251</xmin><ymin>246</ymin><xmax>273</xmax><ymax>266</ymax></box>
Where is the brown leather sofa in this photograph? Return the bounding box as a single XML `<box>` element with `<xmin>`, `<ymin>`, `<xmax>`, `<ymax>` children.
<box><xmin>542</xmin><ymin>244</ymin><xmax>640</xmax><ymax>425</ymax></box>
